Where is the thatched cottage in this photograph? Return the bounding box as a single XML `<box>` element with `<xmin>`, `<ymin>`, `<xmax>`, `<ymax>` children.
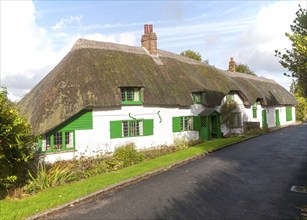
<box><xmin>18</xmin><ymin>24</ymin><xmax>297</xmax><ymax>162</ymax></box>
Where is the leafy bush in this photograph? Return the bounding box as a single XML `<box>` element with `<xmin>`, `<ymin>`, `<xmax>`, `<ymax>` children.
<box><xmin>20</xmin><ymin>141</ymin><xmax>199</xmax><ymax>195</ymax></box>
<box><xmin>294</xmin><ymin>93</ymin><xmax>307</xmax><ymax>122</ymax></box>
<box><xmin>241</xmin><ymin>127</ymin><xmax>269</xmax><ymax>137</ymax></box>
<box><xmin>174</xmin><ymin>139</ymin><xmax>189</xmax><ymax>151</ymax></box>
<box><xmin>220</xmin><ymin>100</ymin><xmax>239</xmax><ymax>134</ymax></box>
<box><xmin>113</xmin><ymin>144</ymin><xmax>144</xmax><ymax>167</ymax></box>
<box><xmin>0</xmin><ymin>88</ymin><xmax>35</xmax><ymax>196</ymax></box>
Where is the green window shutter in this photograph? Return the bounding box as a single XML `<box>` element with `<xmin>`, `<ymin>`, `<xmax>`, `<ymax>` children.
<box><xmin>201</xmin><ymin>94</ymin><xmax>205</xmax><ymax>104</ymax></box>
<box><xmin>193</xmin><ymin>116</ymin><xmax>201</xmax><ymax>131</ymax></box>
<box><xmin>192</xmin><ymin>95</ymin><xmax>196</xmax><ymax>104</ymax></box>
<box><xmin>38</xmin><ymin>137</ymin><xmax>42</xmax><ymax>152</ymax></box>
<box><xmin>252</xmin><ymin>108</ymin><xmax>257</xmax><ymax>118</ymax></box>
<box><xmin>50</xmin><ymin>134</ymin><xmax>54</xmax><ymax>149</ymax></box>
<box><xmin>172</xmin><ymin>117</ymin><xmax>181</xmax><ymax>132</ymax></box>
<box><xmin>143</xmin><ymin>119</ymin><xmax>154</xmax><ymax>136</ymax></box>
<box><xmin>110</xmin><ymin>121</ymin><xmax>122</xmax><ymax>139</ymax></box>
<box><xmin>252</xmin><ymin>104</ymin><xmax>257</xmax><ymax>118</ymax></box>
<box><xmin>286</xmin><ymin>107</ymin><xmax>292</xmax><ymax>121</ymax></box>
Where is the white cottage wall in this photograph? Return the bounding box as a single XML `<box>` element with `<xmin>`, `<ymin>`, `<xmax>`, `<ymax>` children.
<box><xmin>74</xmin><ymin>106</ymin><xmax>203</xmax><ymax>157</ymax></box>
<box><xmin>42</xmin><ymin>102</ymin><xmax>295</xmax><ymax>163</ymax></box>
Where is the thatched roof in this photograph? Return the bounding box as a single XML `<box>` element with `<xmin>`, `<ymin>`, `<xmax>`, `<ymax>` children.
<box><xmin>18</xmin><ymin>39</ymin><xmax>297</xmax><ymax>134</ymax></box>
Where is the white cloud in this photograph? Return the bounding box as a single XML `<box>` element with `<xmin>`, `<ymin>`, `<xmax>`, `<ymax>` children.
<box><xmin>83</xmin><ymin>32</ymin><xmax>137</xmax><ymax>46</ymax></box>
<box><xmin>52</xmin><ymin>15</ymin><xmax>83</xmax><ymax>30</ymax></box>
<box><xmin>237</xmin><ymin>1</ymin><xmax>299</xmax><ymax>73</ymax></box>
<box><xmin>83</xmin><ymin>33</ymin><xmax>117</xmax><ymax>43</ymax></box>
<box><xmin>0</xmin><ymin>1</ymin><xmax>73</xmax><ymax>100</ymax></box>
<box><xmin>224</xmin><ymin>1</ymin><xmax>300</xmax><ymax>90</ymax></box>
<box><xmin>0</xmin><ymin>1</ymin><xmax>139</xmax><ymax>101</ymax></box>
<box><xmin>118</xmin><ymin>33</ymin><xmax>137</xmax><ymax>46</ymax></box>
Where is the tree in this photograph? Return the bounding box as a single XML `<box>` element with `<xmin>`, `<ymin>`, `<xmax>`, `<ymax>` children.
<box><xmin>220</xmin><ymin>100</ymin><xmax>239</xmax><ymax>135</ymax></box>
<box><xmin>235</xmin><ymin>63</ymin><xmax>256</xmax><ymax>76</ymax></box>
<box><xmin>180</xmin><ymin>50</ymin><xmax>202</xmax><ymax>61</ymax></box>
<box><xmin>0</xmin><ymin>88</ymin><xmax>35</xmax><ymax>194</ymax></box>
<box><xmin>294</xmin><ymin>93</ymin><xmax>307</xmax><ymax>122</ymax></box>
<box><xmin>275</xmin><ymin>5</ymin><xmax>307</xmax><ymax>97</ymax></box>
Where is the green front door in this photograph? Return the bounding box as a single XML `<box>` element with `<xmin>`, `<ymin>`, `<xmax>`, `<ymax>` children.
<box><xmin>262</xmin><ymin>109</ymin><xmax>267</xmax><ymax>128</ymax></box>
<box><xmin>199</xmin><ymin>116</ymin><xmax>209</xmax><ymax>140</ymax></box>
<box><xmin>275</xmin><ymin>109</ymin><xmax>280</xmax><ymax>127</ymax></box>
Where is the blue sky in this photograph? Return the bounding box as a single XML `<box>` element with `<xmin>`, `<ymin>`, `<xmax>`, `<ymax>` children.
<box><xmin>0</xmin><ymin>0</ymin><xmax>303</xmax><ymax>100</ymax></box>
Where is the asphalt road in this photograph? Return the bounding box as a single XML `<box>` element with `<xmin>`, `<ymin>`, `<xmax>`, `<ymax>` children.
<box><xmin>49</xmin><ymin>123</ymin><xmax>307</xmax><ymax>220</ymax></box>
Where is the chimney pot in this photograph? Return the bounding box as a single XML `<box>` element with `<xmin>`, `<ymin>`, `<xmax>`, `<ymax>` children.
<box><xmin>141</xmin><ymin>24</ymin><xmax>157</xmax><ymax>55</ymax></box>
<box><xmin>144</xmin><ymin>24</ymin><xmax>149</xmax><ymax>34</ymax></box>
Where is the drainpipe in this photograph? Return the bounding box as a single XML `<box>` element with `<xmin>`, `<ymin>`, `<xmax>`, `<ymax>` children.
<box><xmin>157</xmin><ymin>111</ymin><xmax>162</xmax><ymax>123</ymax></box>
<box><xmin>128</xmin><ymin>113</ymin><xmax>137</xmax><ymax>120</ymax></box>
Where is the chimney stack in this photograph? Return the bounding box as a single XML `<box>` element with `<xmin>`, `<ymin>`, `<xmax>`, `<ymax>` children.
<box><xmin>228</xmin><ymin>57</ymin><xmax>236</xmax><ymax>72</ymax></box>
<box><xmin>141</xmin><ymin>24</ymin><xmax>157</xmax><ymax>55</ymax></box>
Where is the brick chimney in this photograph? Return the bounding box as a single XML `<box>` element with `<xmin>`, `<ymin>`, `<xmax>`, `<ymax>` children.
<box><xmin>141</xmin><ymin>24</ymin><xmax>157</xmax><ymax>55</ymax></box>
<box><xmin>228</xmin><ymin>57</ymin><xmax>236</xmax><ymax>72</ymax></box>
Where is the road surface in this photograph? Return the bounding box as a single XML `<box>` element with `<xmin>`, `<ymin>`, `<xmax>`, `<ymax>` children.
<box><xmin>49</xmin><ymin>123</ymin><xmax>307</xmax><ymax>220</ymax></box>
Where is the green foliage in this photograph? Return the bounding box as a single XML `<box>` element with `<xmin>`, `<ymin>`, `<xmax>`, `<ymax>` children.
<box><xmin>0</xmin><ymin>136</ymin><xmax>246</xmax><ymax>219</ymax></box>
<box><xmin>294</xmin><ymin>93</ymin><xmax>307</xmax><ymax>121</ymax></box>
<box><xmin>220</xmin><ymin>101</ymin><xmax>239</xmax><ymax>134</ymax></box>
<box><xmin>275</xmin><ymin>5</ymin><xmax>307</xmax><ymax>97</ymax></box>
<box><xmin>113</xmin><ymin>143</ymin><xmax>144</xmax><ymax>167</ymax></box>
<box><xmin>241</xmin><ymin>127</ymin><xmax>270</xmax><ymax>137</ymax></box>
<box><xmin>24</xmin><ymin>163</ymin><xmax>74</xmax><ymax>193</ymax></box>
<box><xmin>180</xmin><ymin>50</ymin><xmax>202</xmax><ymax>61</ymax></box>
<box><xmin>235</xmin><ymin>63</ymin><xmax>256</xmax><ymax>76</ymax></box>
<box><xmin>173</xmin><ymin>139</ymin><xmax>189</xmax><ymax>151</ymax></box>
<box><xmin>0</xmin><ymin>88</ymin><xmax>35</xmax><ymax>193</ymax></box>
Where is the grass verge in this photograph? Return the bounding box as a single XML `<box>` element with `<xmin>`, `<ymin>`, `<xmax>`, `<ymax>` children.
<box><xmin>0</xmin><ymin>136</ymin><xmax>246</xmax><ymax>220</ymax></box>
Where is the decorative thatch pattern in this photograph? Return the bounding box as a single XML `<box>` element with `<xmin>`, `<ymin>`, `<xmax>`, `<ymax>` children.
<box><xmin>18</xmin><ymin>39</ymin><xmax>297</xmax><ymax>134</ymax></box>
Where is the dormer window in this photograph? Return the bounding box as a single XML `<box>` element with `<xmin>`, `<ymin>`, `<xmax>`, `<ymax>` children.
<box><xmin>226</xmin><ymin>93</ymin><xmax>234</xmax><ymax>102</ymax></box>
<box><xmin>192</xmin><ymin>92</ymin><xmax>205</xmax><ymax>104</ymax></box>
<box><xmin>121</xmin><ymin>87</ymin><xmax>142</xmax><ymax>105</ymax></box>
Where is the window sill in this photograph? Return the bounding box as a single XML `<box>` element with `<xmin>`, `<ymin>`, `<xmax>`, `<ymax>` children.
<box><xmin>121</xmin><ymin>101</ymin><xmax>143</xmax><ymax>105</ymax></box>
<box><xmin>230</xmin><ymin>126</ymin><xmax>243</xmax><ymax>129</ymax></box>
<box><xmin>39</xmin><ymin>149</ymin><xmax>76</xmax><ymax>154</ymax></box>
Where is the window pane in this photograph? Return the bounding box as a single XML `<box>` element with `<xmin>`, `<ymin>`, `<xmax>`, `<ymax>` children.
<box><xmin>187</xmin><ymin>117</ymin><xmax>193</xmax><ymax>130</ymax></box>
<box><xmin>137</xmin><ymin>120</ymin><xmax>143</xmax><ymax>136</ymax></box>
<box><xmin>130</xmin><ymin>121</ymin><xmax>136</xmax><ymax>136</ymax></box>
<box><xmin>65</xmin><ymin>132</ymin><xmax>74</xmax><ymax>148</ymax></box>
<box><xmin>46</xmin><ymin>135</ymin><xmax>51</xmax><ymax>151</ymax></box>
<box><xmin>231</xmin><ymin>113</ymin><xmax>241</xmax><ymax>127</ymax></box>
<box><xmin>54</xmin><ymin>132</ymin><xmax>62</xmax><ymax>150</ymax></box>
<box><xmin>184</xmin><ymin>117</ymin><xmax>189</xmax><ymax>130</ymax></box>
<box><xmin>126</xmin><ymin>89</ymin><xmax>134</xmax><ymax>101</ymax></box>
<box><xmin>194</xmin><ymin>94</ymin><xmax>200</xmax><ymax>103</ymax></box>
<box><xmin>121</xmin><ymin>89</ymin><xmax>126</xmax><ymax>101</ymax></box>
<box><xmin>122</xmin><ymin>121</ymin><xmax>129</xmax><ymax>137</ymax></box>
<box><xmin>180</xmin><ymin>117</ymin><xmax>184</xmax><ymax>131</ymax></box>
<box><xmin>42</xmin><ymin>135</ymin><xmax>47</xmax><ymax>151</ymax></box>
<box><xmin>227</xmin><ymin>94</ymin><xmax>234</xmax><ymax>101</ymax></box>
<box><xmin>134</xmin><ymin>89</ymin><xmax>139</xmax><ymax>101</ymax></box>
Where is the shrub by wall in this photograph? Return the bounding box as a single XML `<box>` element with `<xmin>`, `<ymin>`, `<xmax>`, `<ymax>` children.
<box><xmin>0</xmin><ymin>88</ymin><xmax>35</xmax><ymax>197</ymax></box>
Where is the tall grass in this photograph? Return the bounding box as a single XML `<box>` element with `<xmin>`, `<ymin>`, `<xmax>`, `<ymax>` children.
<box><xmin>24</xmin><ymin>163</ymin><xmax>74</xmax><ymax>193</ymax></box>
